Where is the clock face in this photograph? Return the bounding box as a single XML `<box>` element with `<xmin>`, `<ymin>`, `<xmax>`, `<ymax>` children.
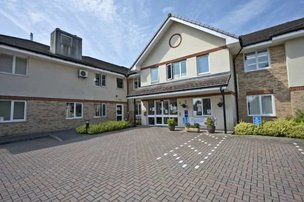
<box><xmin>169</xmin><ymin>33</ymin><xmax>182</xmax><ymax>48</ymax></box>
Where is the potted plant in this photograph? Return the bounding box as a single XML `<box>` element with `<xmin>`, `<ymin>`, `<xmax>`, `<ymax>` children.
<box><xmin>185</xmin><ymin>123</ymin><xmax>200</xmax><ymax>133</ymax></box>
<box><xmin>167</xmin><ymin>118</ymin><xmax>176</xmax><ymax>131</ymax></box>
<box><xmin>205</xmin><ymin>117</ymin><xmax>216</xmax><ymax>133</ymax></box>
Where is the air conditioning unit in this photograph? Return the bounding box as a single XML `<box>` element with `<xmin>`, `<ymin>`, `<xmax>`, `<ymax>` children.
<box><xmin>78</xmin><ymin>69</ymin><xmax>88</xmax><ymax>78</ymax></box>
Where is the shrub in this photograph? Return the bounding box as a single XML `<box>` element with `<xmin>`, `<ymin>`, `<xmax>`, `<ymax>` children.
<box><xmin>234</xmin><ymin>122</ymin><xmax>256</xmax><ymax>135</ymax></box>
<box><xmin>76</xmin><ymin>121</ymin><xmax>130</xmax><ymax>135</ymax></box>
<box><xmin>294</xmin><ymin>110</ymin><xmax>304</xmax><ymax>123</ymax></box>
<box><xmin>167</xmin><ymin>118</ymin><xmax>176</xmax><ymax>126</ymax></box>
<box><xmin>205</xmin><ymin>117</ymin><xmax>215</xmax><ymax>127</ymax></box>
<box><xmin>286</xmin><ymin>124</ymin><xmax>304</xmax><ymax>139</ymax></box>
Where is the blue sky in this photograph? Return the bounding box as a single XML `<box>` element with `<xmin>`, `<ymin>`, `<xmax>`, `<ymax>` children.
<box><xmin>0</xmin><ymin>0</ymin><xmax>303</xmax><ymax>67</ymax></box>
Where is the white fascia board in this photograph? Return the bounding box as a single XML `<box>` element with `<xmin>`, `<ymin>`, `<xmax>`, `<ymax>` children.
<box><xmin>127</xmin><ymin>86</ymin><xmax>226</xmax><ymax>99</ymax></box>
<box><xmin>0</xmin><ymin>45</ymin><xmax>126</xmax><ymax>77</ymax></box>
<box><xmin>171</xmin><ymin>17</ymin><xmax>238</xmax><ymax>45</ymax></box>
<box><xmin>242</xmin><ymin>30</ymin><xmax>304</xmax><ymax>51</ymax></box>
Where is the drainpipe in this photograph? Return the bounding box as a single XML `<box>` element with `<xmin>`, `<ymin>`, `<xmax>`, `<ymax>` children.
<box><xmin>133</xmin><ymin>98</ymin><xmax>136</xmax><ymax>127</ymax></box>
<box><xmin>220</xmin><ymin>86</ymin><xmax>227</xmax><ymax>134</ymax></box>
<box><xmin>232</xmin><ymin>37</ymin><xmax>243</xmax><ymax>123</ymax></box>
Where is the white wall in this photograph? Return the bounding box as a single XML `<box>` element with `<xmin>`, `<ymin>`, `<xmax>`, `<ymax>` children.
<box><xmin>286</xmin><ymin>37</ymin><xmax>304</xmax><ymax>87</ymax></box>
<box><xmin>0</xmin><ymin>51</ymin><xmax>127</xmax><ymax>102</ymax></box>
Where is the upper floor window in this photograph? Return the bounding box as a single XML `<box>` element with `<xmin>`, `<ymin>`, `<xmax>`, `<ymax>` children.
<box><xmin>133</xmin><ymin>77</ymin><xmax>141</xmax><ymax>89</ymax></box>
<box><xmin>247</xmin><ymin>94</ymin><xmax>275</xmax><ymax>116</ymax></box>
<box><xmin>193</xmin><ymin>98</ymin><xmax>211</xmax><ymax>116</ymax></box>
<box><xmin>167</xmin><ymin>60</ymin><xmax>186</xmax><ymax>80</ymax></box>
<box><xmin>151</xmin><ymin>67</ymin><xmax>159</xmax><ymax>83</ymax></box>
<box><xmin>244</xmin><ymin>50</ymin><xmax>270</xmax><ymax>72</ymax></box>
<box><xmin>66</xmin><ymin>102</ymin><xmax>83</xmax><ymax>119</ymax></box>
<box><xmin>197</xmin><ymin>55</ymin><xmax>209</xmax><ymax>74</ymax></box>
<box><xmin>94</xmin><ymin>103</ymin><xmax>106</xmax><ymax>117</ymax></box>
<box><xmin>0</xmin><ymin>100</ymin><xmax>26</xmax><ymax>122</ymax></box>
<box><xmin>117</xmin><ymin>78</ymin><xmax>124</xmax><ymax>88</ymax></box>
<box><xmin>0</xmin><ymin>53</ymin><xmax>27</xmax><ymax>75</ymax></box>
<box><xmin>95</xmin><ymin>73</ymin><xmax>106</xmax><ymax>86</ymax></box>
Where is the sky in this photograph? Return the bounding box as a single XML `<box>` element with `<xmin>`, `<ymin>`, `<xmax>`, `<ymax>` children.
<box><xmin>0</xmin><ymin>0</ymin><xmax>303</xmax><ymax>68</ymax></box>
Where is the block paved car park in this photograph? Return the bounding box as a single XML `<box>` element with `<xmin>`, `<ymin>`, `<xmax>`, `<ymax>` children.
<box><xmin>1</xmin><ymin>127</ymin><xmax>304</xmax><ymax>201</ymax></box>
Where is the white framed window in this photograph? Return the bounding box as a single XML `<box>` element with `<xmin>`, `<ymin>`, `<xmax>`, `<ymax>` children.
<box><xmin>133</xmin><ymin>77</ymin><xmax>141</xmax><ymax>89</ymax></box>
<box><xmin>117</xmin><ymin>78</ymin><xmax>124</xmax><ymax>88</ymax></box>
<box><xmin>0</xmin><ymin>100</ymin><xmax>26</xmax><ymax>122</ymax></box>
<box><xmin>66</xmin><ymin>102</ymin><xmax>83</xmax><ymax>119</ymax></box>
<box><xmin>0</xmin><ymin>53</ymin><xmax>27</xmax><ymax>76</ymax></box>
<box><xmin>244</xmin><ymin>50</ymin><xmax>270</xmax><ymax>72</ymax></box>
<box><xmin>247</xmin><ymin>94</ymin><xmax>275</xmax><ymax>116</ymax></box>
<box><xmin>135</xmin><ymin>103</ymin><xmax>141</xmax><ymax>116</ymax></box>
<box><xmin>151</xmin><ymin>67</ymin><xmax>159</xmax><ymax>83</ymax></box>
<box><xmin>197</xmin><ymin>54</ymin><xmax>209</xmax><ymax>74</ymax></box>
<box><xmin>193</xmin><ymin>98</ymin><xmax>211</xmax><ymax>116</ymax></box>
<box><xmin>167</xmin><ymin>60</ymin><xmax>187</xmax><ymax>80</ymax></box>
<box><xmin>94</xmin><ymin>103</ymin><xmax>106</xmax><ymax>118</ymax></box>
<box><xmin>95</xmin><ymin>73</ymin><xmax>106</xmax><ymax>86</ymax></box>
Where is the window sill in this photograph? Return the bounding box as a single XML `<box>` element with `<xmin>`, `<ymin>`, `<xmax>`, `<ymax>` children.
<box><xmin>0</xmin><ymin>72</ymin><xmax>29</xmax><ymax>77</ymax></box>
<box><xmin>198</xmin><ymin>72</ymin><xmax>210</xmax><ymax>76</ymax></box>
<box><xmin>0</xmin><ymin>120</ymin><xmax>26</xmax><ymax>124</ymax></box>
<box><xmin>65</xmin><ymin>117</ymin><xmax>83</xmax><ymax>120</ymax></box>
<box><xmin>244</xmin><ymin>66</ymin><xmax>271</xmax><ymax>73</ymax></box>
<box><xmin>93</xmin><ymin>116</ymin><xmax>107</xmax><ymax>118</ymax></box>
<box><xmin>247</xmin><ymin>115</ymin><xmax>276</xmax><ymax>117</ymax></box>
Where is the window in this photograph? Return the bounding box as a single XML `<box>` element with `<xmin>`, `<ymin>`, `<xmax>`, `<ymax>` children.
<box><xmin>151</xmin><ymin>67</ymin><xmax>159</xmax><ymax>83</ymax></box>
<box><xmin>117</xmin><ymin>78</ymin><xmax>124</xmax><ymax>88</ymax></box>
<box><xmin>247</xmin><ymin>95</ymin><xmax>275</xmax><ymax>116</ymax></box>
<box><xmin>244</xmin><ymin>50</ymin><xmax>270</xmax><ymax>72</ymax></box>
<box><xmin>135</xmin><ymin>103</ymin><xmax>141</xmax><ymax>116</ymax></box>
<box><xmin>167</xmin><ymin>60</ymin><xmax>186</xmax><ymax>80</ymax></box>
<box><xmin>133</xmin><ymin>77</ymin><xmax>141</xmax><ymax>89</ymax></box>
<box><xmin>193</xmin><ymin>98</ymin><xmax>211</xmax><ymax>116</ymax></box>
<box><xmin>95</xmin><ymin>74</ymin><xmax>106</xmax><ymax>86</ymax></box>
<box><xmin>94</xmin><ymin>103</ymin><xmax>106</xmax><ymax>117</ymax></box>
<box><xmin>169</xmin><ymin>99</ymin><xmax>177</xmax><ymax>115</ymax></box>
<box><xmin>197</xmin><ymin>55</ymin><xmax>209</xmax><ymax>74</ymax></box>
<box><xmin>0</xmin><ymin>100</ymin><xmax>26</xmax><ymax>122</ymax></box>
<box><xmin>0</xmin><ymin>53</ymin><xmax>27</xmax><ymax>75</ymax></box>
<box><xmin>66</xmin><ymin>103</ymin><xmax>83</xmax><ymax>119</ymax></box>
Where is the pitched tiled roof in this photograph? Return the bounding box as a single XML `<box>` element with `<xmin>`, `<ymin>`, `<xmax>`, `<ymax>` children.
<box><xmin>0</xmin><ymin>34</ymin><xmax>129</xmax><ymax>75</ymax></box>
<box><xmin>240</xmin><ymin>17</ymin><xmax>304</xmax><ymax>47</ymax></box>
<box><xmin>128</xmin><ymin>73</ymin><xmax>231</xmax><ymax>97</ymax></box>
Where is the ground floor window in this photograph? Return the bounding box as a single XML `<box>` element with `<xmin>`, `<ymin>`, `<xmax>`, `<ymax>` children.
<box><xmin>94</xmin><ymin>103</ymin><xmax>106</xmax><ymax>117</ymax></box>
<box><xmin>193</xmin><ymin>98</ymin><xmax>211</xmax><ymax>116</ymax></box>
<box><xmin>147</xmin><ymin>99</ymin><xmax>178</xmax><ymax>125</ymax></box>
<box><xmin>0</xmin><ymin>100</ymin><xmax>26</xmax><ymax>122</ymax></box>
<box><xmin>247</xmin><ymin>94</ymin><xmax>275</xmax><ymax>116</ymax></box>
<box><xmin>66</xmin><ymin>102</ymin><xmax>83</xmax><ymax>119</ymax></box>
<box><xmin>135</xmin><ymin>103</ymin><xmax>141</xmax><ymax>116</ymax></box>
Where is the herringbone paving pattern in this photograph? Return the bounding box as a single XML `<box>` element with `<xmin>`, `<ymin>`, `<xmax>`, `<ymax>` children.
<box><xmin>1</xmin><ymin>127</ymin><xmax>304</xmax><ymax>201</ymax></box>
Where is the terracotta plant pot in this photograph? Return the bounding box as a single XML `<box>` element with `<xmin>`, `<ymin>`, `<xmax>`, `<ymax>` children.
<box><xmin>207</xmin><ymin>126</ymin><xmax>215</xmax><ymax>133</ymax></box>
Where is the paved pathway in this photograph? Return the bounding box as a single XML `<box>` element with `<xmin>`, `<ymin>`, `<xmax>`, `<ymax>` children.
<box><xmin>1</xmin><ymin>127</ymin><xmax>304</xmax><ymax>201</ymax></box>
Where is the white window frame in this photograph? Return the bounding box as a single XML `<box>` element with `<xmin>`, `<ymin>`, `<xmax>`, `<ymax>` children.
<box><xmin>0</xmin><ymin>100</ymin><xmax>27</xmax><ymax>123</ymax></box>
<box><xmin>246</xmin><ymin>94</ymin><xmax>276</xmax><ymax>117</ymax></box>
<box><xmin>94</xmin><ymin>103</ymin><xmax>107</xmax><ymax>118</ymax></box>
<box><xmin>151</xmin><ymin>67</ymin><xmax>159</xmax><ymax>83</ymax></box>
<box><xmin>0</xmin><ymin>53</ymin><xmax>28</xmax><ymax>76</ymax></box>
<box><xmin>196</xmin><ymin>54</ymin><xmax>210</xmax><ymax>75</ymax></box>
<box><xmin>166</xmin><ymin>60</ymin><xmax>187</xmax><ymax>80</ymax></box>
<box><xmin>192</xmin><ymin>97</ymin><xmax>212</xmax><ymax>117</ymax></box>
<box><xmin>133</xmin><ymin>77</ymin><xmax>141</xmax><ymax>89</ymax></box>
<box><xmin>95</xmin><ymin>73</ymin><xmax>106</xmax><ymax>87</ymax></box>
<box><xmin>135</xmin><ymin>103</ymin><xmax>141</xmax><ymax>116</ymax></box>
<box><xmin>244</xmin><ymin>49</ymin><xmax>271</xmax><ymax>73</ymax></box>
<box><xmin>66</xmin><ymin>102</ymin><xmax>83</xmax><ymax>119</ymax></box>
<box><xmin>116</xmin><ymin>78</ymin><xmax>124</xmax><ymax>89</ymax></box>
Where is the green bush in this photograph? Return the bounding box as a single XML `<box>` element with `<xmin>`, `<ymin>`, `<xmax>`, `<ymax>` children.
<box><xmin>294</xmin><ymin>110</ymin><xmax>304</xmax><ymax>123</ymax></box>
<box><xmin>76</xmin><ymin>121</ymin><xmax>130</xmax><ymax>135</ymax></box>
<box><xmin>234</xmin><ymin>119</ymin><xmax>304</xmax><ymax>139</ymax></box>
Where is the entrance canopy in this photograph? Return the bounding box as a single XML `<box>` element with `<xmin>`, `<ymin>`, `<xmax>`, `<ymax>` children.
<box><xmin>127</xmin><ymin>73</ymin><xmax>231</xmax><ymax>100</ymax></box>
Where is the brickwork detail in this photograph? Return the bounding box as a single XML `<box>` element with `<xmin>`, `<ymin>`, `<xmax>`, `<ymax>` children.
<box><xmin>235</xmin><ymin>45</ymin><xmax>292</xmax><ymax>121</ymax></box>
<box><xmin>0</xmin><ymin>100</ymin><xmax>127</xmax><ymax>137</ymax></box>
<box><xmin>291</xmin><ymin>90</ymin><xmax>304</xmax><ymax>115</ymax></box>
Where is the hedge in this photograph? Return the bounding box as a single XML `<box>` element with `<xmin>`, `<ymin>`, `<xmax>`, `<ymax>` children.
<box><xmin>76</xmin><ymin>121</ymin><xmax>130</xmax><ymax>135</ymax></box>
<box><xmin>234</xmin><ymin>119</ymin><xmax>304</xmax><ymax>139</ymax></box>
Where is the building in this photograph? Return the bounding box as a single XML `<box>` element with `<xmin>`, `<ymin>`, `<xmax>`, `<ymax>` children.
<box><xmin>0</xmin><ymin>28</ymin><xmax>129</xmax><ymax>137</ymax></box>
<box><xmin>235</xmin><ymin>18</ymin><xmax>304</xmax><ymax>122</ymax></box>
<box><xmin>127</xmin><ymin>15</ymin><xmax>240</xmax><ymax>132</ymax></box>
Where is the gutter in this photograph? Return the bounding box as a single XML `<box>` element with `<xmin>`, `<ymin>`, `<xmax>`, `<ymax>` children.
<box><xmin>232</xmin><ymin>38</ymin><xmax>243</xmax><ymax>123</ymax></box>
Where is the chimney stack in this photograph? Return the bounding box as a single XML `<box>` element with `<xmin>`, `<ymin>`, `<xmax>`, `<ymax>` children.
<box><xmin>30</xmin><ymin>33</ymin><xmax>33</xmax><ymax>41</ymax></box>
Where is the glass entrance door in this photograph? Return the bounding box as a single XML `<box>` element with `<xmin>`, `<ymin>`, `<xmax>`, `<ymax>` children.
<box><xmin>147</xmin><ymin>99</ymin><xmax>178</xmax><ymax>126</ymax></box>
<box><xmin>155</xmin><ymin>100</ymin><xmax>170</xmax><ymax>125</ymax></box>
